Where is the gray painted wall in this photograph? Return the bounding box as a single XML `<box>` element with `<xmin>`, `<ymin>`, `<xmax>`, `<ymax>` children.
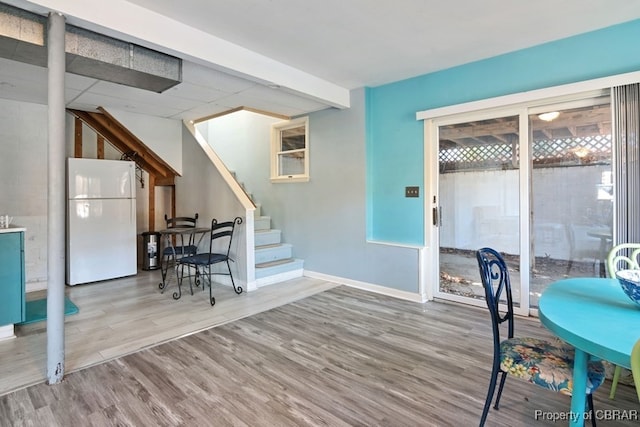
<box><xmin>202</xmin><ymin>89</ymin><xmax>421</xmax><ymax>293</ymax></box>
<box><xmin>295</xmin><ymin>89</ymin><xmax>419</xmax><ymax>292</ymax></box>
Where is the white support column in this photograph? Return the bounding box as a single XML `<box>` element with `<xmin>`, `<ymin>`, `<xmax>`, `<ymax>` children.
<box><xmin>46</xmin><ymin>11</ymin><xmax>66</xmax><ymax>385</ymax></box>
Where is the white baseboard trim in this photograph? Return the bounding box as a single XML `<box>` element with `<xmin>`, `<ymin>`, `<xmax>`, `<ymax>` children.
<box><xmin>246</xmin><ymin>280</ymin><xmax>258</xmax><ymax>292</ymax></box>
<box><xmin>26</xmin><ymin>281</ymin><xmax>48</xmax><ymax>293</ymax></box>
<box><xmin>304</xmin><ymin>270</ymin><xmax>427</xmax><ymax>303</ymax></box>
<box><xmin>256</xmin><ymin>269</ymin><xmax>304</xmax><ymax>288</ymax></box>
<box><xmin>0</xmin><ymin>324</ymin><xmax>15</xmax><ymax>341</ymax></box>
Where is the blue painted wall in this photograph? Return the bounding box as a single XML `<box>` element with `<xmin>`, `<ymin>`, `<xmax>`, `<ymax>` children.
<box><xmin>367</xmin><ymin>19</ymin><xmax>640</xmax><ymax>245</ymax></box>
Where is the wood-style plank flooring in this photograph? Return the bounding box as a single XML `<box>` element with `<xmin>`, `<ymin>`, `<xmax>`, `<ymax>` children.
<box><xmin>0</xmin><ymin>274</ymin><xmax>638</xmax><ymax>426</ymax></box>
<box><xmin>0</xmin><ymin>270</ymin><xmax>338</xmax><ymax>397</ymax></box>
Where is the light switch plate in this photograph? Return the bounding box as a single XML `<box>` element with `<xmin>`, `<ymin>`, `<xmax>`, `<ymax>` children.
<box><xmin>405</xmin><ymin>186</ymin><xmax>419</xmax><ymax>198</ymax></box>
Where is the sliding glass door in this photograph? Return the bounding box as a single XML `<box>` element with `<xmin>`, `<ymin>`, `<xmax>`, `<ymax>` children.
<box><xmin>435</xmin><ymin>113</ymin><xmax>523</xmax><ymax>309</ymax></box>
<box><xmin>427</xmin><ymin>94</ymin><xmax>613</xmax><ymax>314</ymax></box>
<box><xmin>529</xmin><ymin>100</ymin><xmax>613</xmax><ymax>307</ymax></box>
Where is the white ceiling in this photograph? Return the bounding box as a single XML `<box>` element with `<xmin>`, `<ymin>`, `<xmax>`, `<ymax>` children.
<box><xmin>3</xmin><ymin>0</ymin><xmax>640</xmax><ymax>122</ymax></box>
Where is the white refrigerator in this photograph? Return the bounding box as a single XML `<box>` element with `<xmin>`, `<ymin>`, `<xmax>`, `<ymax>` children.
<box><xmin>67</xmin><ymin>158</ymin><xmax>137</xmax><ymax>285</ymax></box>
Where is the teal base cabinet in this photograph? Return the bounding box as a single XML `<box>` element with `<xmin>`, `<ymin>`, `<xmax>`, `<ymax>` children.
<box><xmin>0</xmin><ymin>229</ymin><xmax>25</xmax><ymax>326</ymax></box>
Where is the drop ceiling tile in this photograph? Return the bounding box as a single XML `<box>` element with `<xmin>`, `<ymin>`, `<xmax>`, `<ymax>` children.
<box><xmin>0</xmin><ymin>57</ymin><xmax>43</xmax><ymax>79</ymax></box>
<box><xmin>88</xmin><ymin>80</ymin><xmax>202</xmax><ymax>111</ymax></box>
<box><xmin>171</xmin><ymin>104</ymin><xmax>232</xmax><ymax>121</ymax></box>
<box><xmin>71</xmin><ymin>90</ymin><xmax>186</xmax><ymax>118</ymax></box>
<box><xmin>163</xmin><ymin>81</ymin><xmax>231</xmax><ymax>103</ymax></box>
<box><xmin>65</xmin><ymin>72</ymin><xmax>100</xmax><ymax>91</ymax></box>
<box><xmin>181</xmin><ymin>61</ymin><xmax>255</xmax><ymax>92</ymax></box>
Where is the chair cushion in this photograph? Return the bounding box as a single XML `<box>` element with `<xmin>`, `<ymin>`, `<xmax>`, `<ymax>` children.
<box><xmin>178</xmin><ymin>252</ymin><xmax>227</xmax><ymax>266</ymax></box>
<box><xmin>500</xmin><ymin>337</ymin><xmax>605</xmax><ymax>395</ymax></box>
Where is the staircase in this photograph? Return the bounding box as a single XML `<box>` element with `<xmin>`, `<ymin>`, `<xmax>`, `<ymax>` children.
<box><xmin>253</xmin><ymin>205</ymin><xmax>304</xmax><ymax>286</ymax></box>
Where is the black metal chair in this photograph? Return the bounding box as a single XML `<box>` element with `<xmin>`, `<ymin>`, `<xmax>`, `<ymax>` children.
<box><xmin>476</xmin><ymin>247</ymin><xmax>604</xmax><ymax>427</ymax></box>
<box><xmin>177</xmin><ymin>217</ymin><xmax>243</xmax><ymax>306</ymax></box>
<box><xmin>159</xmin><ymin>214</ymin><xmax>199</xmax><ymax>294</ymax></box>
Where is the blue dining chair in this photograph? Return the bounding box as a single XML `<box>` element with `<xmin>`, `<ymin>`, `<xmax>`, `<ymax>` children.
<box><xmin>476</xmin><ymin>247</ymin><xmax>604</xmax><ymax>427</ymax></box>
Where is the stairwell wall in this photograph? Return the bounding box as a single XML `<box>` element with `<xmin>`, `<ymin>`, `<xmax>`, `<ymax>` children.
<box><xmin>200</xmin><ymin>88</ymin><xmax>422</xmax><ymax>298</ymax></box>
<box><xmin>196</xmin><ymin>110</ymin><xmax>278</xmax><ymax>204</ymax></box>
<box><xmin>174</xmin><ymin>124</ymin><xmax>250</xmax><ymax>289</ymax></box>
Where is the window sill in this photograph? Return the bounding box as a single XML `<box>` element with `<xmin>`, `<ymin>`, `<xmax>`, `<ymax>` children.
<box><xmin>270</xmin><ymin>176</ymin><xmax>309</xmax><ymax>183</ymax></box>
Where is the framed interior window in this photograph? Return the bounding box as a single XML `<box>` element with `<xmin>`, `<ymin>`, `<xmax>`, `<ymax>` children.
<box><xmin>270</xmin><ymin>116</ymin><xmax>309</xmax><ymax>183</ymax></box>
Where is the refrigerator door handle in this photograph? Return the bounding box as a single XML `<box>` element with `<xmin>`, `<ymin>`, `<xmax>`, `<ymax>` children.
<box><xmin>130</xmin><ymin>165</ymin><xmax>136</xmax><ymax>199</ymax></box>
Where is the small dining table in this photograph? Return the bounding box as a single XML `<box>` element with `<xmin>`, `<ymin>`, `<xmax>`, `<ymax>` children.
<box><xmin>538</xmin><ymin>277</ymin><xmax>640</xmax><ymax>426</ymax></box>
<box><xmin>157</xmin><ymin>226</ymin><xmax>210</xmax><ymax>299</ymax></box>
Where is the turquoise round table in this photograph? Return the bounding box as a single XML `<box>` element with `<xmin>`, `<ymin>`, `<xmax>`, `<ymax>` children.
<box><xmin>539</xmin><ymin>278</ymin><xmax>640</xmax><ymax>426</ymax></box>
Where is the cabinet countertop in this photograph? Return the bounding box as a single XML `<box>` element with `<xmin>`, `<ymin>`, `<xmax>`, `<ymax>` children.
<box><xmin>0</xmin><ymin>227</ymin><xmax>26</xmax><ymax>234</ymax></box>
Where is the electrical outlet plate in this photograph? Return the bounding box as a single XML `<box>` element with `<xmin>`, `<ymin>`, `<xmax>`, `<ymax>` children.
<box><xmin>405</xmin><ymin>186</ymin><xmax>419</xmax><ymax>198</ymax></box>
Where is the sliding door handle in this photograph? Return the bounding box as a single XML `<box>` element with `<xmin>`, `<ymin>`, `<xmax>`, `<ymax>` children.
<box><xmin>432</xmin><ymin>206</ymin><xmax>442</xmax><ymax>227</ymax></box>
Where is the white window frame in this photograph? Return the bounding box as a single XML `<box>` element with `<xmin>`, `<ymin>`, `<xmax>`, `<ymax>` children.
<box><xmin>270</xmin><ymin>116</ymin><xmax>309</xmax><ymax>183</ymax></box>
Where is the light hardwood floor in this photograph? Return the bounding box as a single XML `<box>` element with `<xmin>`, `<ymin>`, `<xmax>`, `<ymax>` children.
<box><xmin>0</xmin><ymin>270</ymin><xmax>338</xmax><ymax>397</ymax></box>
<box><xmin>0</xmin><ymin>273</ymin><xmax>638</xmax><ymax>426</ymax></box>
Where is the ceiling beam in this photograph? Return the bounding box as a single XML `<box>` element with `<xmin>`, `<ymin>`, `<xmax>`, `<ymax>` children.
<box><xmin>8</xmin><ymin>0</ymin><xmax>351</xmax><ymax>109</ymax></box>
